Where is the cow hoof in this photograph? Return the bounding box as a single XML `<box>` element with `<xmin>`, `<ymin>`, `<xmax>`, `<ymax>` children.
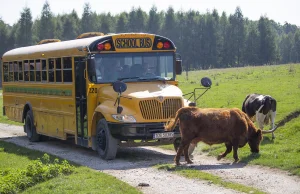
<box><xmin>234</xmin><ymin>158</ymin><xmax>239</xmax><ymax>163</ymax></box>
<box><xmin>175</xmin><ymin>162</ymin><xmax>181</xmax><ymax>166</ymax></box>
<box><xmin>187</xmin><ymin>160</ymin><xmax>193</xmax><ymax>164</ymax></box>
<box><xmin>217</xmin><ymin>155</ymin><xmax>223</xmax><ymax>160</ymax></box>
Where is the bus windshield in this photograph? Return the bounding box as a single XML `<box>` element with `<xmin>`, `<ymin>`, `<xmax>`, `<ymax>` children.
<box><xmin>88</xmin><ymin>52</ymin><xmax>175</xmax><ymax>83</ymax></box>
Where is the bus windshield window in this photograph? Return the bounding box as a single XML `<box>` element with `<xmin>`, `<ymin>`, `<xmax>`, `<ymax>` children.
<box><xmin>88</xmin><ymin>52</ymin><xmax>174</xmax><ymax>83</ymax></box>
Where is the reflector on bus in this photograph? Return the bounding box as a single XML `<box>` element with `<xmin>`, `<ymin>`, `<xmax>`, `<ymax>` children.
<box><xmin>77</xmin><ymin>32</ymin><xmax>105</xmax><ymax>39</ymax></box>
<box><xmin>37</xmin><ymin>39</ymin><xmax>61</xmax><ymax>45</ymax></box>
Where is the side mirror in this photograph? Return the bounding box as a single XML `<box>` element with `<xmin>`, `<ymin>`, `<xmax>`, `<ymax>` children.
<box><xmin>87</xmin><ymin>58</ymin><xmax>96</xmax><ymax>81</ymax></box>
<box><xmin>112</xmin><ymin>81</ymin><xmax>127</xmax><ymax>114</ymax></box>
<box><xmin>175</xmin><ymin>60</ymin><xmax>182</xmax><ymax>75</ymax></box>
<box><xmin>112</xmin><ymin>80</ymin><xmax>127</xmax><ymax>93</ymax></box>
<box><xmin>200</xmin><ymin>77</ymin><xmax>212</xmax><ymax>88</ymax></box>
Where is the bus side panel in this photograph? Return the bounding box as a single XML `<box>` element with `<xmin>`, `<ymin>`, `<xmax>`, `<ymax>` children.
<box><xmin>36</xmin><ymin>112</ymin><xmax>48</xmax><ymax>134</ymax></box>
<box><xmin>47</xmin><ymin>114</ymin><xmax>64</xmax><ymax>139</ymax></box>
<box><xmin>63</xmin><ymin>115</ymin><xmax>76</xmax><ymax>135</ymax></box>
<box><xmin>3</xmin><ymin>95</ymin><xmax>23</xmax><ymax>122</ymax></box>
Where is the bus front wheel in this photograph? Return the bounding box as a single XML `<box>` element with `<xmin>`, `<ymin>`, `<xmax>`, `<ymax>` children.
<box><xmin>96</xmin><ymin>118</ymin><xmax>118</xmax><ymax>160</ymax></box>
<box><xmin>24</xmin><ymin>110</ymin><xmax>40</xmax><ymax>142</ymax></box>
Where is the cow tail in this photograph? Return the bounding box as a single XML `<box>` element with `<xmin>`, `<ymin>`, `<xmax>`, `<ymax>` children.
<box><xmin>164</xmin><ymin>109</ymin><xmax>181</xmax><ymax>131</ymax></box>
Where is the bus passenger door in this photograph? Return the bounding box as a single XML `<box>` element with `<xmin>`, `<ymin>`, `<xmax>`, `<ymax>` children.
<box><xmin>75</xmin><ymin>57</ymin><xmax>88</xmax><ymax>147</ymax></box>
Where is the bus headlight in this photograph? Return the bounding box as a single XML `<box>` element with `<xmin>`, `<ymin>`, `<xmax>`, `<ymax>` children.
<box><xmin>111</xmin><ymin>115</ymin><xmax>136</xmax><ymax>122</ymax></box>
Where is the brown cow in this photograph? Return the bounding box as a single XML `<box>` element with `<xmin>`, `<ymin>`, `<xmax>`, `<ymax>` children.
<box><xmin>165</xmin><ymin>107</ymin><xmax>263</xmax><ymax>165</ymax></box>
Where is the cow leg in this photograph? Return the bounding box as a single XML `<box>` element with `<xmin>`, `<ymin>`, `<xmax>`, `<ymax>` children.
<box><xmin>175</xmin><ymin>138</ymin><xmax>191</xmax><ymax>166</ymax></box>
<box><xmin>256</xmin><ymin>112</ymin><xmax>265</xmax><ymax>130</ymax></box>
<box><xmin>184</xmin><ymin>144</ymin><xmax>193</xmax><ymax>164</ymax></box>
<box><xmin>188</xmin><ymin>143</ymin><xmax>197</xmax><ymax>156</ymax></box>
<box><xmin>232</xmin><ymin>139</ymin><xmax>239</xmax><ymax>162</ymax></box>
<box><xmin>217</xmin><ymin>142</ymin><xmax>232</xmax><ymax>160</ymax></box>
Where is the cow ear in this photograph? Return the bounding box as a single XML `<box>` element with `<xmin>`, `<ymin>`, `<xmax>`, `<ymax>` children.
<box><xmin>257</xmin><ymin>129</ymin><xmax>262</xmax><ymax>138</ymax></box>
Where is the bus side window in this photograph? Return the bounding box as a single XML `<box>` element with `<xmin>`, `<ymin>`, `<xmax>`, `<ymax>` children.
<box><xmin>14</xmin><ymin>62</ymin><xmax>18</xmax><ymax>81</ymax></box>
<box><xmin>36</xmin><ymin>60</ymin><xmax>41</xmax><ymax>82</ymax></box>
<box><xmin>24</xmin><ymin>60</ymin><xmax>29</xmax><ymax>81</ymax></box>
<box><xmin>56</xmin><ymin>58</ymin><xmax>62</xmax><ymax>82</ymax></box>
<box><xmin>63</xmin><ymin>57</ymin><xmax>72</xmax><ymax>83</ymax></box>
<box><xmin>8</xmin><ymin>62</ymin><xmax>14</xmax><ymax>82</ymax></box>
<box><xmin>41</xmin><ymin>60</ymin><xmax>47</xmax><ymax>82</ymax></box>
<box><xmin>3</xmin><ymin>62</ymin><xmax>8</xmax><ymax>82</ymax></box>
<box><xmin>18</xmin><ymin>61</ymin><xmax>23</xmax><ymax>81</ymax></box>
<box><xmin>48</xmin><ymin>59</ymin><xmax>54</xmax><ymax>82</ymax></box>
<box><xmin>29</xmin><ymin>60</ymin><xmax>35</xmax><ymax>81</ymax></box>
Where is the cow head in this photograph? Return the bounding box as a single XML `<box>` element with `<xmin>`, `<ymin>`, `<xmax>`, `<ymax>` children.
<box><xmin>261</xmin><ymin>95</ymin><xmax>276</xmax><ymax>114</ymax></box>
<box><xmin>248</xmin><ymin>129</ymin><xmax>263</xmax><ymax>153</ymax></box>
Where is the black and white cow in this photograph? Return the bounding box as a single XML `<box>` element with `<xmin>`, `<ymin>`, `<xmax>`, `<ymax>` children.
<box><xmin>242</xmin><ymin>93</ymin><xmax>277</xmax><ymax>138</ymax></box>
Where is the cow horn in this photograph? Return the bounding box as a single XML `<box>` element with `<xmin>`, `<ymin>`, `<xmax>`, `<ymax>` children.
<box><xmin>261</xmin><ymin>126</ymin><xmax>278</xmax><ymax>134</ymax></box>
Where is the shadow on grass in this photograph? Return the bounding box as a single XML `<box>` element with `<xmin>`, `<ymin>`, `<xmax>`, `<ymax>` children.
<box><xmin>261</xmin><ymin>136</ymin><xmax>275</xmax><ymax>145</ymax></box>
<box><xmin>156</xmin><ymin>160</ymin><xmax>247</xmax><ymax>172</ymax></box>
<box><xmin>240</xmin><ymin>152</ymin><xmax>261</xmax><ymax>163</ymax></box>
<box><xmin>0</xmin><ymin>136</ymin><xmax>175</xmax><ymax>170</ymax></box>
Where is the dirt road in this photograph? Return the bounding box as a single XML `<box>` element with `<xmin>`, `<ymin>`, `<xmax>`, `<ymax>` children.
<box><xmin>0</xmin><ymin>123</ymin><xmax>299</xmax><ymax>194</ymax></box>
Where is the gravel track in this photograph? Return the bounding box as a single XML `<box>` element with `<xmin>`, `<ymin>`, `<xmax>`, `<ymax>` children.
<box><xmin>0</xmin><ymin>123</ymin><xmax>299</xmax><ymax>194</ymax></box>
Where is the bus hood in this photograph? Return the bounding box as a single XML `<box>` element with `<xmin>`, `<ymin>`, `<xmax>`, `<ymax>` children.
<box><xmin>98</xmin><ymin>82</ymin><xmax>183</xmax><ymax>100</ymax></box>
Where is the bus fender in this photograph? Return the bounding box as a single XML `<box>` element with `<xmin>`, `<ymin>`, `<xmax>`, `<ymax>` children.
<box><xmin>22</xmin><ymin>103</ymin><xmax>34</xmax><ymax>133</ymax></box>
<box><xmin>22</xmin><ymin>102</ymin><xmax>33</xmax><ymax>123</ymax></box>
<box><xmin>91</xmin><ymin>109</ymin><xmax>105</xmax><ymax>150</ymax></box>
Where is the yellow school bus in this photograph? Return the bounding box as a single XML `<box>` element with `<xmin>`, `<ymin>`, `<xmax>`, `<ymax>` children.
<box><xmin>1</xmin><ymin>32</ymin><xmax>187</xmax><ymax>159</ymax></box>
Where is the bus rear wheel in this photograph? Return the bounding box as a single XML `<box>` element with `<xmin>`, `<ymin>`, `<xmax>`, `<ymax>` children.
<box><xmin>24</xmin><ymin>110</ymin><xmax>40</xmax><ymax>142</ymax></box>
<box><xmin>96</xmin><ymin>118</ymin><xmax>118</xmax><ymax>160</ymax></box>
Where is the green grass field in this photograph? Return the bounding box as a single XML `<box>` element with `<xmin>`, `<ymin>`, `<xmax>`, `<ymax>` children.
<box><xmin>0</xmin><ymin>141</ymin><xmax>141</xmax><ymax>194</ymax></box>
<box><xmin>0</xmin><ymin>64</ymin><xmax>299</xmax><ymax>193</ymax></box>
<box><xmin>172</xmin><ymin>64</ymin><xmax>300</xmax><ymax>175</ymax></box>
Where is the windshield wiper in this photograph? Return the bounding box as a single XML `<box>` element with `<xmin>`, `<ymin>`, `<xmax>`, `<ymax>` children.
<box><xmin>138</xmin><ymin>77</ymin><xmax>167</xmax><ymax>81</ymax></box>
<box><xmin>118</xmin><ymin>76</ymin><xmax>140</xmax><ymax>81</ymax></box>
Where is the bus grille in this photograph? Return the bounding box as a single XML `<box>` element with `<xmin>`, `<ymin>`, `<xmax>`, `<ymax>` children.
<box><xmin>139</xmin><ymin>99</ymin><xmax>182</xmax><ymax>120</ymax></box>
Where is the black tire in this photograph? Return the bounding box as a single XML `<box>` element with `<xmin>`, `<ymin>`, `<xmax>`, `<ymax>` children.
<box><xmin>96</xmin><ymin>118</ymin><xmax>119</xmax><ymax>160</ymax></box>
<box><xmin>24</xmin><ymin>110</ymin><xmax>40</xmax><ymax>142</ymax></box>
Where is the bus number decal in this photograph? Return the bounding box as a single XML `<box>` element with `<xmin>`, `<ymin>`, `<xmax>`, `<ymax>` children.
<box><xmin>115</xmin><ymin>38</ymin><xmax>152</xmax><ymax>49</ymax></box>
<box><xmin>89</xmin><ymin>88</ymin><xmax>97</xmax><ymax>93</ymax></box>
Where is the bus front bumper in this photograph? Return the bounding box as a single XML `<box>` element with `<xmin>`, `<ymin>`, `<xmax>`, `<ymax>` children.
<box><xmin>107</xmin><ymin>122</ymin><xmax>180</xmax><ymax>141</ymax></box>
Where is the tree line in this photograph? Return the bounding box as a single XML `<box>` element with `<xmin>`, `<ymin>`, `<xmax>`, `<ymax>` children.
<box><xmin>1</xmin><ymin>2</ymin><xmax>300</xmax><ymax>70</ymax></box>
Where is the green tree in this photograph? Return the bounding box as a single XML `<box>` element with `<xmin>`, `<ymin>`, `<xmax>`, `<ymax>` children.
<box><xmin>279</xmin><ymin>33</ymin><xmax>294</xmax><ymax>63</ymax></box>
<box><xmin>258</xmin><ymin>16</ymin><xmax>277</xmax><ymax>64</ymax></box>
<box><xmin>231</xmin><ymin>7</ymin><xmax>245</xmax><ymax>66</ymax></box>
<box><xmin>128</xmin><ymin>7</ymin><xmax>147</xmax><ymax>32</ymax></box>
<box><xmin>38</xmin><ymin>1</ymin><xmax>55</xmax><ymax>40</ymax></box>
<box><xmin>116</xmin><ymin>12</ymin><xmax>128</xmax><ymax>33</ymax></box>
<box><xmin>62</xmin><ymin>14</ymin><xmax>78</xmax><ymax>40</ymax></box>
<box><xmin>16</xmin><ymin>7</ymin><xmax>33</xmax><ymax>47</ymax></box>
<box><xmin>81</xmin><ymin>3</ymin><xmax>93</xmax><ymax>33</ymax></box>
<box><xmin>99</xmin><ymin>13</ymin><xmax>115</xmax><ymax>34</ymax></box>
<box><xmin>219</xmin><ymin>11</ymin><xmax>230</xmax><ymax>67</ymax></box>
<box><xmin>162</xmin><ymin>7</ymin><xmax>177</xmax><ymax>41</ymax></box>
<box><xmin>147</xmin><ymin>6</ymin><xmax>161</xmax><ymax>34</ymax></box>
<box><xmin>244</xmin><ymin>23</ymin><xmax>260</xmax><ymax>65</ymax></box>
<box><xmin>294</xmin><ymin>30</ymin><xmax>300</xmax><ymax>62</ymax></box>
<box><xmin>0</xmin><ymin>18</ymin><xmax>9</xmax><ymax>56</ymax></box>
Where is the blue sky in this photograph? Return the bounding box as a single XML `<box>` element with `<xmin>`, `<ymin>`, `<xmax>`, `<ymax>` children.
<box><xmin>0</xmin><ymin>0</ymin><xmax>299</xmax><ymax>26</ymax></box>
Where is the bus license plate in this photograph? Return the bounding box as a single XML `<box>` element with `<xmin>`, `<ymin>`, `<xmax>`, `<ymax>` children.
<box><xmin>153</xmin><ymin>132</ymin><xmax>174</xmax><ymax>139</ymax></box>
